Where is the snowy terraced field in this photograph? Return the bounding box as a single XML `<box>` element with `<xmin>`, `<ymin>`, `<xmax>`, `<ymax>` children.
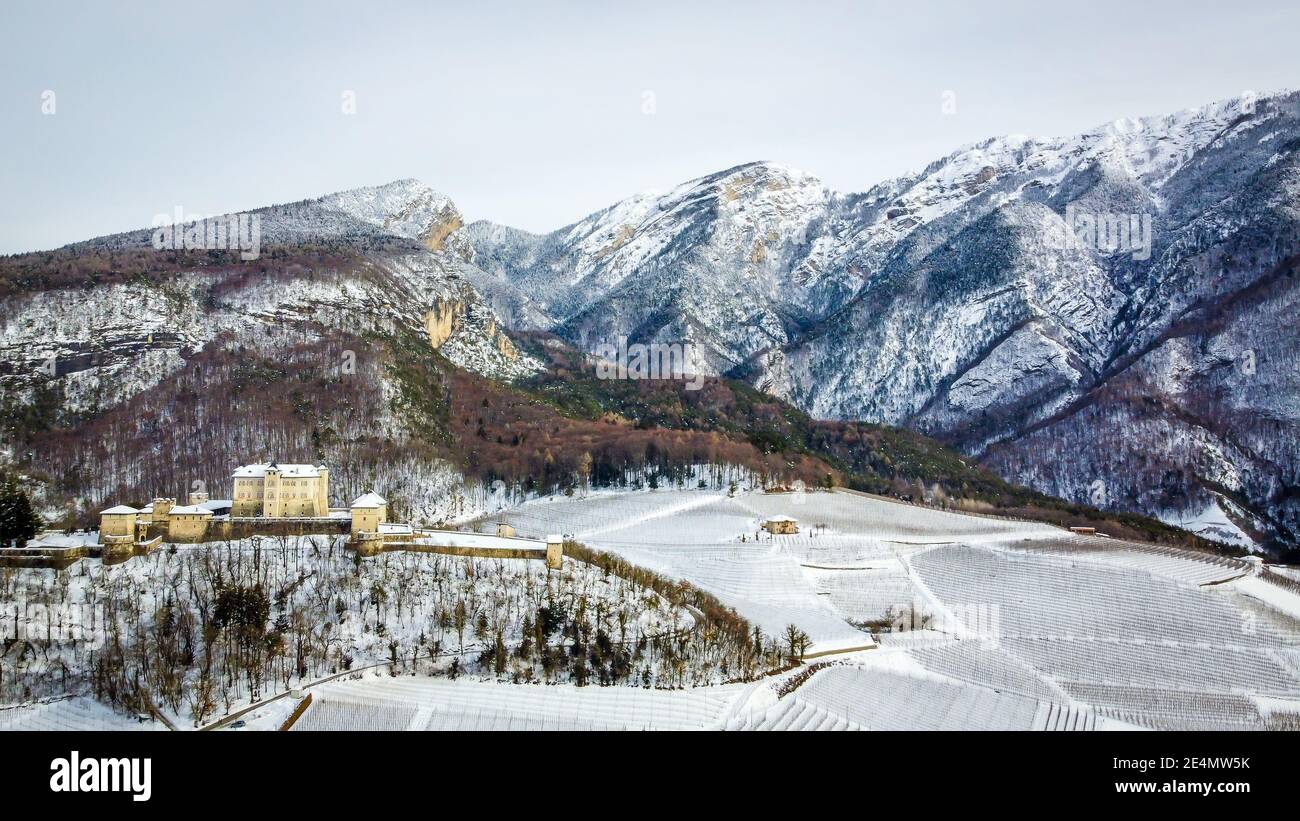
<box><xmin>1057</xmin><ymin>682</ymin><xmax>1265</xmax><ymax>731</ymax></box>
<box><xmin>804</xmin><ymin>564</ymin><xmax>916</xmax><ymax>624</ymax></box>
<box><xmin>1002</xmin><ymin>535</ymin><xmax>1249</xmax><ymax>586</ymax></box>
<box><xmin>908</xmin><ymin>641</ymin><xmax>1066</xmax><ymax>702</ymax></box>
<box><xmin>909</xmin><ymin>545</ymin><xmax>1296</xmax><ymax>647</ymax></box>
<box><xmin>297</xmin><ymin>675</ymin><xmax>750</xmax><ymax>731</ymax></box>
<box><xmin>471</xmin><ymin>488</ymin><xmax>1300</xmax><ymax>730</ymax></box>
<box><xmin>0</xmin><ymin>698</ymin><xmax>167</xmax><ymax>731</ymax></box>
<box><xmin>1273</xmin><ymin>566</ymin><xmax>1300</xmax><ymax>583</ymax></box>
<box><xmin>733</xmin><ymin>666</ymin><xmax>1043</xmax><ymax>731</ymax></box>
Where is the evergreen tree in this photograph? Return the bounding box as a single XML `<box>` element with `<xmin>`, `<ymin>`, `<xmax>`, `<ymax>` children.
<box><xmin>0</xmin><ymin>471</ymin><xmax>40</xmax><ymax>546</ymax></box>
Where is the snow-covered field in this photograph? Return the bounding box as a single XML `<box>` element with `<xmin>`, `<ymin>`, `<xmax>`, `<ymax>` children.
<box><xmin>6</xmin><ymin>487</ymin><xmax>1300</xmax><ymax>731</ymax></box>
<box><xmin>293</xmin><ymin>675</ymin><xmax>752</xmax><ymax>731</ymax></box>
<box><xmin>0</xmin><ymin>697</ymin><xmax>167</xmax><ymax>731</ymax></box>
<box><xmin>444</xmin><ymin>487</ymin><xmax>1299</xmax><ymax>730</ymax></box>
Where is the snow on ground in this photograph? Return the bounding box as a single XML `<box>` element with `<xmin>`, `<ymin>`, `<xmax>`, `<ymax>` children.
<box><xmin>1</xmin><ymin>535</ymin><xmax>694</xmax><ymax>726</ymax></box>
<box><xmin>10</xmin><ymin>486</ymin><xmax>1300</xmax><ymax>731</ymax></box>
<box><xmin>0</xmin><ymin>697</ymin><xmax>167</xmax><ymax>731</ymax></box>
<box><xmin>486</xmin><ymin>489</ymin><xmax>899</xmax><ymax>653</ymax></box>
<box><xmin>1272</xmin><ymin>565</ymin><xmax>1300</xmax><ymax>583</ymax></box>
<box><xmin>1160</xmin><ymin>498</ymin><xmax>1258</xmax><ymax>551</ymax></box>
<box><xmin>23</xmin><ymin>531</ymin><xmax>100</xmax><ymax>549</ymax></box>
<box><xmin>733</xmin><ymin>665</ymin><xmax>1043</xmax><ymax>731</ymax></box>
<box><xmin>464</xmin><ymin>487</ymin><xmax>1300</xmax><ymax>730</ymax></box>
<box><xmin>295</xmin><ymin>674</ymin><xmax>751</xmax><ymax>731</ymax></box>
<box><xmin>411</xmin><ymin>530</ymin><xmax>546</xmax><ymax>550</ymax></box>
<box><xmin>1233</xmin><ymin>575</ymin><xmax>1300</xmax><ymax>622</ymax></box>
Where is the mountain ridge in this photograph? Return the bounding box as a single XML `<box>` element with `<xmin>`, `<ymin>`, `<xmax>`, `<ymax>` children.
<box><xmin>3</xmin><ymin>89</ymin><xmax>1297</xmax><ymax>550</ymax></box>
<box><xmin>458</xmin><ymin>89</ymin><xmax>1300</xmax><ymax>550</ymax></box>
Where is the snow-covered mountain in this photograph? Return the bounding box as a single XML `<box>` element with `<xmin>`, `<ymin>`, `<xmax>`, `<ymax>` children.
<box><xmin>0</xmin><ymin>180</ymin><xmax>540</xmax><ymax>411</ymax></box>
<box><xmin>461</xmin><ymin>162</ymin><xmax>854</xmax><ymax>374</ymax></box>
<box><xmin>4</xmin><ymin>90</ymin><xmax>1297</xmax><ymax>549</ymax></box>
<box><xmin>465</xmin><ymin>91</ymin><xmax>1300</xmax><ymax>549</ymax></box>
<box><xmin>0</xmin><ymin>180</ymin><xmax>546</xmax><ymax>524</ymax></box>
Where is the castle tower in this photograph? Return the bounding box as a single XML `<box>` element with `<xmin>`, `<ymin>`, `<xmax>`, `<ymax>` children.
<box><xmin>151</xmin><ymin>497</ymin><xmax>175</xmax><ymax>522</ymax></box>
<box><xmin>316</xmin><ymin>464</ymin><xmax>329</xmax><ymax>516</ymax></box>
<box><xmin>264</xmin><ymin>462</ymin><xmax>280</xmax><ymax>518</ymax></box>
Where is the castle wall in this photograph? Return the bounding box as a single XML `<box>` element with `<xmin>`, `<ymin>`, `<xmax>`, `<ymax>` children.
<box><xmin>99</xmin><ymin>513</ymin><xmax>136</xmax><ymax>539</ymax></box>
<box><xmin>167</xmin><ymin>514</ymin><xmax>212</xmax><ymax>542</ymax></box>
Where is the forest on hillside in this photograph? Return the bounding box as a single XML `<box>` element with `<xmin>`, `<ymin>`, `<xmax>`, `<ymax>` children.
<box><xmin>1</xmin><ymin>537</ymin><xmax>790</xmax><ymax>724</ymax></box>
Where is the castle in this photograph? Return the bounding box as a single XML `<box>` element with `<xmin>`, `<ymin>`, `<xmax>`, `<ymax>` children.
<box><xmin>87</xmin><ymin>458</ymin><xmax>562</xmax><ymax>569</ymax></box>
<box><xmin>231</xmin><ymin>462</ymin><xmax>330</xmax><ymax>517</ymax></box>
<box><xmin>96</xmin><ymin>459</ymin><xmax>347</xmax><ymax>555</ymax></box>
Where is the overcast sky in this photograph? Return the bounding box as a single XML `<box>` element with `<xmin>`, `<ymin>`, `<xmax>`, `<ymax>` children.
<box><xmin>2</xmin><ymin>0</ymin><xmax>1297</xmax><ymax>254</ymax></box>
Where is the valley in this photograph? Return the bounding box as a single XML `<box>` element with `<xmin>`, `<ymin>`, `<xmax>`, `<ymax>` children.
<box><xmin>4</xmin><ymin>487</ymin><xmax>1297</xmax><ymax>731</ymax></box>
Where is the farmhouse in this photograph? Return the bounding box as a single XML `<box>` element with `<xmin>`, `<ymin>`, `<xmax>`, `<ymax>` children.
<box><xmin>231</xmin><ymin>461</ymin><xmax>329</xmax><ymax>517</ymax></box>
<box><xmin>762</xmin><ymin>515</ymin><xmax>799</xmax><ymax>535</ymax></box>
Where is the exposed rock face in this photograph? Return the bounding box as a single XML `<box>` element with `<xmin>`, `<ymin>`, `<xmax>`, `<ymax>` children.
<box><xmin>425</xmin><ymin>299</ymin><xmax>461</xmax><ymax>349</ymax></box>
<box><xmin>465</xmin><ymin>92</ymin><xmax>1300</xmax><ymax>549</ymax></box>
<box><xmin>319</xmin><ymin>179</ymin><xmax>468</xmax><ymax>254</ymax></box>
<box><xmin>460</xmin><ymin>162</ymin><xmax>850</xmax><ymax>375</ymax></box>
<box><xmin>0</xmin><ymin>181</ymin><xmax>542</xmax><ymax>436</ymax></box>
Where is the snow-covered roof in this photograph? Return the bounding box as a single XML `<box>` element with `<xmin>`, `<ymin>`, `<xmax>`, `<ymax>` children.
<box><xmin>27</xmin><ymin>532</ymin><xmax>100</xmax><ymax>549</ymax></box>
<box><xmin>100</xmin><ymin>505</ymin><xmax>140</xmax><ymax>515</ymax></box>
<box><xmin>232</xmin><ymin>462</ymin><xmax>325</xmax><ymax>479</ymax></box>
<box><xmin>351</xmin><ymin>492</ymin><xmax>387</xmax><ymax>508</ymax></box>
<box><xmin>378</xmin><ymin>523</ymin><xmax>412</xmax><ymax>534</ymax></box>
<box><xmin>764</xmin><ymin>515</ymin><xmax>797</xmax><ymax>523</ymax></box>
<box><xmin>199</xmin><ymin>499</ymin><xmax>233</xmax><ymax>512</ymax></box>
<box><xmin>169</xmin><ymin>505</ymin><xmax>213</xmax><ymax>516</ymax></box>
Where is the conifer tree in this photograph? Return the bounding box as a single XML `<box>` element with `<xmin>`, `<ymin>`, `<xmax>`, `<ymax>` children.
<box><xmin>0</xmin><ymin>471</ymin><xmax>40</xmax><ymax>547</ymax></box>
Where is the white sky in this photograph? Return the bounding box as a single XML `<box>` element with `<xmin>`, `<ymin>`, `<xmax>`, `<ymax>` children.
<box><xmin>2</xmin><ymin>0</ymin><xmax>1297</xmax><ymax>253</ymax></box>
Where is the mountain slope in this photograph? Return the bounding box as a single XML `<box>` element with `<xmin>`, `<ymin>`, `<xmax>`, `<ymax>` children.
<box><xmin>467</xmin><ymin>92</ymin><xmax>1300</xmax><ymax>550</ymax></box>
<box><xmin>0</xmin><ymin>181</ymin><xmax>540</xmax><ymax>416</ymax></box>
<box><xmin>463</xmin><ymin>162</ymin><xmax>856</xmax><ymax>374</ymax></box>
<box><xmin>0</xmin><ymin>179</ymin><xmax>1239</xmax><ymax>558</ymax></box>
